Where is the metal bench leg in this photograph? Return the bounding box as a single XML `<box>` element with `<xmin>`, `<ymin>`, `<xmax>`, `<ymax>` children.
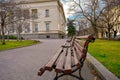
<box><xmin>54</xmin><ymin>72</ymin><xmax>58</xmax><ymax>80</ymax></box>
<box><xmin>79</xmin><ymin>69</ymin><xmax>84</xmax><ymax>80</ymax></box>
<box><xmin>54</xmin><ymin>69</ymin><xmax>84</xmax><ymax>80</ymax></box>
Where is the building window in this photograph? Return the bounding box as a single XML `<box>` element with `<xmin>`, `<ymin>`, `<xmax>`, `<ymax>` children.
<box><xmin>45</xmin><ymin>9</ymin><xmax>49</xmax><ymax>17</ymax></box>
<box><xmin>25</xmin><ymin>23</ymin><xmax>30</xmax><ymax>33</ymax></box>
<box><xmin>10</xmin><ymin>25</ymin><xmax>15</xmax><ymax>33</ymax></box>
<box><xmin>45</xmin><ymin>23</ymin><xmax>50</xmax><ymax>31</ymax></box>
<box><xmin>32</xmin><ymin>9</ymin><xmax>38</xmax><ymax>18</ymax></box>
<box><xmin>34</xmin><ymin>23</ymin><xmax>38</xmax><ymax>32</ymax></box>
<box><xmin>24</xmin><ymin>10</ymin><xmax>30</xmax><ymax>19</ymax></box>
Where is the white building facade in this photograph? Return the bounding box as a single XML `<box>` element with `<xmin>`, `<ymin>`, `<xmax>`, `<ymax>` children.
<box><xmin>11</xmin><ymin>0</ymin><xmax>66</xmax><ymax>39</ymax></box>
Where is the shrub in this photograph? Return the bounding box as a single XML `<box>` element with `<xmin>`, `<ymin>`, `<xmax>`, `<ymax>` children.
<box><xmin>0</xmin><ymin>35</ymin><xmax>17</xmax><ymax>39</ymax></box>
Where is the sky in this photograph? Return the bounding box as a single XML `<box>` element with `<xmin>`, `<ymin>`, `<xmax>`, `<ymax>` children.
<box><xmin>61</xmin><ymin>0</ymin><xmax>86</xmax><ymax>19</ymax></box>
<box><xmin>61</xmin><ymin>0</ymin><xmax>70</xmax><ymax>18</ymax></box>
<box><xmin>61</xmin><ymin>0</ymin><xmax>107</xmax><ymax>19</ymax></box>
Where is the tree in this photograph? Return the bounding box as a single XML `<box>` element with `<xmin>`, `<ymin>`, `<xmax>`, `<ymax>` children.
<box><xmin>0</xmin><ymin>0</ymin><xmax>30</xmax><ymax>44</ymax></box>
<box><xmin>99</xmin><ymin>0</ymin><xmax>120</xmax><ymax>39</ymax></box>
<box><xmin>0</xmin><ymin>0</ymin><xmax>17</xmax><ymax>45</ymax></box>
<box><xmin>13</xmin><ymin>9</ymin><xmax>30</xmax><ymax>41</ymax></box>
<box><xmin>75</xmin><ymin>17</ymin><xmax>89</xmax><ymax>36</ymax></box>
<box><xmin>69</xmin><ymin>0</ymin><xmax>103</xmax><ymax>38</ymax></box>
<box><xmin>67</xmin><ymin>19</ymin><xmax>76</xmax><ymax>37</ymax></box>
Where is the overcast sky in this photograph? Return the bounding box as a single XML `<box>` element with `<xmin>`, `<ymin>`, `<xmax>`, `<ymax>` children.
<box><xmin>61</xmin><ymin>0</ymin><xmax>70</xmax><ymax>18</ymax></box>
<box><xmin>61</xmin><ymin>0</ymin><xmax>107</xmax><ymax>19</ymax></box>
<box><xmin>61</xmin><ymin>0</ymin><xmax>77</xmax><ymax>19</ymax></box>
<box><xmin>61</xmin><ymin>0</ymin><xmax>86</xmax><ymax>19</ymax></box>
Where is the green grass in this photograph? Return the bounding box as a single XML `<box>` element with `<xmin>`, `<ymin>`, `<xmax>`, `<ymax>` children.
<box><xmin>0</xmin><ymin>40</ymin><xmax>39</xmax><ymax>51</ymax></box>
<box><xmin>88</xmin><ymin>39</ymin><xmax>120</xmax><ymax>78</ymax></box>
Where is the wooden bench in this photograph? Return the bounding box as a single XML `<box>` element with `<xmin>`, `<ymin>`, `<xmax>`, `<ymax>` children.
<box><xmin>38</xmin><ymin>35</ymin><xmax>95</xmax><ymax>80</ymax></box>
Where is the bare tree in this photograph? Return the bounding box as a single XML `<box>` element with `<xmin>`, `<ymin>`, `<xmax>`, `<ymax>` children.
<box><xmin>0</xmin><ymin>0</ymin><xmax>30</xmax><ymax>44</ymax></box>
<box><xmin>75</xmin><ymin>18</ymin><xmax>89</xmax><ymax>36</ymax></box>
<box><xmin>99</xmin><ymin>0</ymin><xmax>120</xmax><ymax>39</ymax></box>
<box><xmin>13</xmin><ymin>9</ymin><xmax>30</xmax><ymax>41</ymax></box>
<box><xmin>0</xmin><ymin>0</ymin><xmax>17</xmax><ymax>45</ymax></box>
<box><xmin>69</xmin><ymin>0</ymin><xmax>103</xmax><ymax>37</ymax></box>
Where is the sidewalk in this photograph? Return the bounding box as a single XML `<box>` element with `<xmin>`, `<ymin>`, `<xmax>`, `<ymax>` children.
<box><xmin>0</xmin><ymin>39</ymin><xmax>99</xmax><ymax>80</ymax></box>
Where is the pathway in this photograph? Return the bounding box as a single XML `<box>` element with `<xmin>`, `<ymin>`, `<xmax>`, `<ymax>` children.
<box><xmin>0</xmin><ymin>39</ymin><xmax>98</xmax><ymax>80</ymax></box>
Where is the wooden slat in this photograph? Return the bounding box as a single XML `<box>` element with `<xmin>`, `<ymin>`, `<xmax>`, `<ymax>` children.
<box><xmin>74</xmin><ymin>44</ymin><xmax>85</xmax><ymax>59</ymax></box>
<box><xmin>74</xmin><ymin>41</ymin><xmax>84</xmax><ymax>52</ymax></box>
<box><xmin>75</xmin><ymin>40</ymin><xmax>87</xmax><ymax>54</ymax></box>
<box><xmin>45</xmin><ymin>47</ymin><xmax>63</xmax><ymax>71</ymax></box>
<box><xmin>72</xmin><ymin>47</ymin><xmax>80</xmax><ymax>67</ymax></box>
<box><xmin>38</xmin><ymin>65</ymin><xmax>46</xmax><ymax>76</ymax></box>
<box><xmin>75</xmin><ymin>39</ymin><xmax>85</xmax><ymax>46</ymax></box>
<box><xmin>55</xmin><ymin>48</ymin><xmax>67</xmax><ymax>73</ymax></box>
<box><xmin>76</xmin><ymin>35</ymin><xmax>89</xmax><ymax>39</ymax></box>
<box><xmin>64</xmin><ymin>48</ymin><xmax>72</xmax><ymax>74</ymax></box>
<box><xmin>61</xmin><ymin>42</ymin><xmax>72</xmax><ymax>48</ymax></box>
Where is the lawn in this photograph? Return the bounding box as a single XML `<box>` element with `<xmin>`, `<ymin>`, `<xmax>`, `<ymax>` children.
<box><xmin>88</xmin><ymin>39</ymin><xmax>120</xmax><ymax>78</ymax></box>
<box><xmin>0</xmin><ymin>40</ymin><xmax>39</xmax><ymax>51</ymax></box>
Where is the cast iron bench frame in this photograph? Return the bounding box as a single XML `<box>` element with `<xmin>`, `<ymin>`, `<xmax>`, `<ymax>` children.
<box><xmin>38</xmin><ymin>35</ymin><xmax>95</xmax><ymax>80</ymax></box>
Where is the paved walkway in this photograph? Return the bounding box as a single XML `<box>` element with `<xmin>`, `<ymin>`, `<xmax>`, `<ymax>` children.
<box><xmin>0</xmin><ymin>39</ymin><xmax>98</xmax><ymax>80</ymax></box>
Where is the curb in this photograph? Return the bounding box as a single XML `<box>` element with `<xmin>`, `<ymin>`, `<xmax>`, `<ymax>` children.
<box><xmin>86</xmin><ymin>53</ymin><xmax>119</xmax><ymax>80</ymax></box>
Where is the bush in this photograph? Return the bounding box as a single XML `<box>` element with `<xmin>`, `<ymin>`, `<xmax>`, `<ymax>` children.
<box><xmin>0</xmin><ymin>35</ymin><xmax>17</xmax><ymax>39</ymax></box>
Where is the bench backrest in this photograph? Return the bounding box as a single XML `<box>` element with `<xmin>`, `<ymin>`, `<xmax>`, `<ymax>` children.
<box><xmin>38</xmin><ymin>35</ymin><xmax>95</xmax><ymax>76</ymax></box>
<box><xmin>71</xmin><ymin>35</ymin><xmax>95</xmax><ymax>66</ymax></box>
<box><xmin>75</xmin><ymin>35</ymin><xmax>95</xmax><ymax>51</ymax></box>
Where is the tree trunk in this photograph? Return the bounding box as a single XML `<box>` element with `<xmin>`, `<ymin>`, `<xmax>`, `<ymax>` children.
<box><xmin>7</xmin><ymin>31</ymin><xmax>10</xmax><ymax>41</ymax></box>
<box><xmin>0</xmin><ymin>18</ymin><xmax>6</xmax><ymax>45</ymax></box>
<box><xmin>91</xmin><ymin>22</ymin><xmax>98</xmax><ymax>38</ymax></box>
<box><xmin>17</xmin><ymin>31</ymin><xmax>21</xmax><ymax>41</ymax></box>
<box><xmin>1</xmin><ymin>25</ymin><xmax>6</xmax><ymax>45</ymax></box>
<box><xmin>94</xmin><ymin>27</ymin><xmax>98</xmax><ymax>38</ymax></box>
<box><xmin>108</xmin><ymin>27</ymin><xmax>111</xmax><ymax>40</ymax></box>
<box><xmin>107</xmin><ymin>23</ymin><xmax>111</xmax><ymax>40</ymax></box>
<box><xmin>0</xmin><ymin>29</ymin><xmax>1</xmax><ymax>36</ymax></box>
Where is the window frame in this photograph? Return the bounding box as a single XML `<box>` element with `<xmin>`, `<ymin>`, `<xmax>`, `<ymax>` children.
<box><xmin>34</xmin><ymin>23</ymin><xmax>38</xmax><ymax>32</ymax></box>
<box><xmin>45</xmin><ymin>22</ymin><xmax>50</xmax><ymax>31</ymax></box>
<box><xmin>45</xmin><ymin>9</ymin><xmax>49</xmax><ymax>17</ymax></box>
<box><xmin>31</xmin><ymin>9</ymin><xmax>38</xmax><ymax>19</ymax></box>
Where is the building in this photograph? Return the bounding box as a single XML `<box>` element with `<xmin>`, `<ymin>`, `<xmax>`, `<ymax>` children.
<box><xmin>112</xmin><ymin>5</ymin><xmax>120</xmax><ymax>37</ymax></box>
<box><xmin>101</xmin><ymin>1</ymin><xmax>120</xmax><ymax>38</ymax></box>
<box><xmin>11</xmin><ymin>0</ymin><xmax>66</xmax><ymax>39</ymax></box>
<box><xmin>102</xmin><ymin>3</ymin><xmax>120</xmax><ymax>38</ymax></box>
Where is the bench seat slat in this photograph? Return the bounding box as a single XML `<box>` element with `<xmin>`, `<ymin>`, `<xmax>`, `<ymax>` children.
<box><xmin>74</xmin><ymin>44</ymin><xmax>85</xmax><ymax>59</ymax></box>
<box><xmin>72</xmin><ymin>47</ymin><xmax>80</xmax><ymax>67</ymax></box>
<box><xmin>74</xmin><ymin>41</ymin><xmax>83</xmax><ymax>52</ymax></box>
<box><xmin>64</xmin><ymin>48</ymin><xmax>72</xmax><ymax>74</ymax></box>
<box><xmin>45</xmin><ymin>47</ymin><xmax>63</xmax><ymax>71</ymax></box>
<box><xmin>75</xmin><ymin>39</ymin><xmax>85</xmax><ymax>47</ymax></box>
<box><xmin>55</xmin><ymin>48</ymin><xmax>67</xmax><ymax>73</ymax></box>
<box><xmin>76</xmin><ymin>35</ymin><xmax>89</xmax><ymax>39</ymax></box>
<box><xmin>38</xmin><ymin>64</ymin><xmax>46</xmax><ymax>76</ymax></box>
